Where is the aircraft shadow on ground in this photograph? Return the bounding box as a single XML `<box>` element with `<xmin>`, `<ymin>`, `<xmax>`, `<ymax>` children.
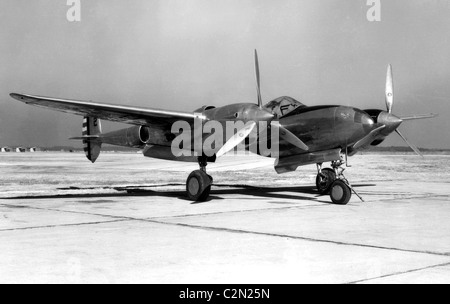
<box><xmin>5</xmin><ymin>183</ymin><xmax>376</xmax><ymax>204</ymax></box>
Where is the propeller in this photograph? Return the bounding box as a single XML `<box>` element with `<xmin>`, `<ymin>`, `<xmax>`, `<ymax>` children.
<box><xmin>253</xmin><ymin>50</ymin><xmax>308</xmax><ymax>150</ymax></box>
<box><xmin>400</xmin><ymin>114</ymin><xmax>438</xmax><ymax>121</ymax></box>
<box><xmin>271</xmin><ymin>121</ymin><xmax>309</xmax><ymax>151</ymax></box>
<box><xmin>362</xmin><ymin>64</ymin><xmax>437</xmax><ymax>157</ymax></box>
<box><xmin>395</xmin><ymin>129</ymin><xmax>423</xmax><ymax>157</ymax></box>
<box><xmin>255</xmin><ymin>50</ymin><xmax>263</xmax><ymax>109</ymax></box>
<box><xmin>216</xmin><ymin>50</ymin><xmax>309</xmax><ymax>157</ymax></box>
<box><xmin>353</xmin><ymin>125</ymin><xmax>386</xmax><ymax>150</ymax></box>
<box><xmin>216</xmin><ymin>121</ymin><xmax>256</xmax><ymax>157</ymax></box>
<box><xmin>385</xmin><ymin>64</ymin><xmax>394</xmax><ymax>113</ymax></box>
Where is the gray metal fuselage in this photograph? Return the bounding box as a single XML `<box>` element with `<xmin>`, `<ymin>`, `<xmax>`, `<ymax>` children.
<box><xmin>99</xmin><ymin>98</ymin><xmax>376</xmax><ymax>164</ymax></box>
<box><xmin>200</xmin><ymin>102</ymin><xmax>375</xmax><ymax>158</ymax></box>
<box><xmin>276</xmin><ymin>105</ymin><xmax>374</xmax><ymax>158</ymax></box>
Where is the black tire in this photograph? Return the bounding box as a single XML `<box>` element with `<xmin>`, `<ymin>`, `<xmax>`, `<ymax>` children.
<box><xmin>186</xmin><ymin>170</ymin><xmax>212</xmax><ymax>202</ymax></box>
<box><xmin>330</xmin><ymin>180</ymin><xmax>352</xmax><ymax>205</ymax></box>
<box><xmin>316</xmin><ymin>168</ymin><xmax>336</xmax><ymax>195</ymax></box>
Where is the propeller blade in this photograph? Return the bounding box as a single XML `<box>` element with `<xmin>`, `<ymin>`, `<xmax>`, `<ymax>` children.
<box><xmin>271</xmin><ymin>121</ymin><xmax>309</xmax><ymax>151</ymax></box>
<box><xmin>400</xmin><ymin>113</ymin><xmax>438</xmax><ymax>121</ymax></box>
<box><xmin>352</xmin><ymin>125</ymin><xmax>386</xmax><ymax>150</ymax></box>
<box><xmin>386</xmin><ymin>64</ymin><xmax>394</xmax><ymax>113</ymax></box>
<box><xmin>216</xmin><ymin>121</ymin><xmax>256</xmax><ymax>157</ymax></box>
<box><xmin>255</xmin><ymin>50</ymin><xmax>263</xmax><ymax>109</ymax></box>
<box><xmin>395</xmin><ymin>129</ymin><xmax>424</xmax><ymax>158</ymax></box>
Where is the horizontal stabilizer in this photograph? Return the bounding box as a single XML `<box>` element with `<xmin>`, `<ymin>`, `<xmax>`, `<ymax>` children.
<box><xmin>70</xmin><ymin>135</ymin><xmax>101</xmax><ymax>141</ymax></box>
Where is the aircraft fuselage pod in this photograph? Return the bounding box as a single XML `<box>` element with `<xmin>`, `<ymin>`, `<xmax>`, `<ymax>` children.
<box><xmin>276</xmin><ymin>105</ymin><xmax>375</xmax><ymax>158</ymax></box>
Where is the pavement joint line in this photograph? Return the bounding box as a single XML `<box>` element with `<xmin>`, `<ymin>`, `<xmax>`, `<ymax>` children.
<box><xmin>365</xmin><ymin>194</ymin><xmax>450</xmax><ymax>203</ymax></box>
<box><xmin>144</xmin><ymin>204</ymin><xmax>328</xmax><ymax>220</ymax></box>
<box><xmin>0</xmin><ymin>219</ymin><xmax>130</xmax><ymax>232</ymax></box>
<box><xmin>346</xmin><ymin>261</ymin><xmax>450</xmax><ymax>284</ymax></box>
<box><xmin>0</xmin><ymin>201</ymin><xmax>328</xmax><ymax>224</ymax></box>
<box><xmin>1</xmin><ymin>202</ymin><xmax>449</xmax><ymax>258</ymax></box>
<box><xmin>146</xmin><ymin>220</ymin><xmax>450</xmax><ymax>258</ymax></box>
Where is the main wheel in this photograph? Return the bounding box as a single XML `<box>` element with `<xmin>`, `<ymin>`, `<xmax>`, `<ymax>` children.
<box><xmin>330</xmin><ymin>180</ymin><xmax>352</xmax><ymax>205</ymax></box>
<box><xmin>186</xmin><ymin>170</ymin><xmax>212</xmax><ymax>202</ymax></box>
<box><xmin>316</xmin><ymin>168</ymin><xmax>336</xmax><ymax>195</ymax></box>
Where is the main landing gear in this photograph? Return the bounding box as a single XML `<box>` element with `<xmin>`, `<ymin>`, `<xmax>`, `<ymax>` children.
<box><xmin>316</xmin><ymin>155</ymin><xmax>364</xmax><ymax>205</ymax></box>
<box><xmin>186</xmin><ymin>156</ymin><xmax>213</xmax><ymax>202</ymax></box>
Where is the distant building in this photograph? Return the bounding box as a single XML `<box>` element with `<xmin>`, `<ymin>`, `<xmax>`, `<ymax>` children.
<box><xmin>1</xmin><ymin>147</ymin><xmax>11</xmax><ymax>152</ymax></box>
<box><xmin>29</xmin><ymin>147</ymin><xmax>39</xmax><ymax>152</ymax></box>
<box><xmin>16</xmin><ymin>147</ymin><xmax>26</xmax><ymax>153</ymax></box>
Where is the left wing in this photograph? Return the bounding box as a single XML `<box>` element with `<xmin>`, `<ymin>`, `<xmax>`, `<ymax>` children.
<box><xmin>10</xmin><ymin>93</ymin><xmax>204</xmax><ymax>129</ymax></box>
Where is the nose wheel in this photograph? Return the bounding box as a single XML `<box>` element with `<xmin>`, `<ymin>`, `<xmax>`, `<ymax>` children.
<box><xmin>316</xmin><ymin>156</ymin><xmax>364</xmax><ymax>205</ymax></box>
<box><xmin>186</xmin><ymin>156</ymin><xmax>213</xmax><ymax>202</ymax></box>
<box><xmin>329</xmin><ymin>180</ymin><xmax>352</xmax><ymax>205</ymax></box>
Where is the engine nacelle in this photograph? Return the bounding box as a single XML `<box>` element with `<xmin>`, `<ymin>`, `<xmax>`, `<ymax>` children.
<box><xmin>137</xmin><ymin>126</ymin><xmax>151</xmax><ymax>144</ymax></box>
<box><xmin>101</xmin><ymin>126</ymin><xmax>151</xmax><ymax>148</ymax></box>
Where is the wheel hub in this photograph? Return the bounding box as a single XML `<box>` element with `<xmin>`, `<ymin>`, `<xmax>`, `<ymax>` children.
<box><xmin>331</xmin><ymin>185</ymin><xmax>344</xmax><ymax>201</ymax></box>
<box><xmin>188</xmin><ymin>177</ymin><xmax>200</xmax><ymax>195</ymax></box>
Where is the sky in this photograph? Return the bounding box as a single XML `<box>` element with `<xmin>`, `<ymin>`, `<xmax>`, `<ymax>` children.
<box><xmin>0</xmin><ymin>0</ymin><xmax>449</xmax><ymax>148</ymax></box>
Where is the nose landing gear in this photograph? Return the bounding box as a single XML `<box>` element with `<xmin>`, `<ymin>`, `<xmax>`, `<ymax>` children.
<box><xmin>316</xmin><ymin>154</ymin><xmax>364</xmax><ymax>205</ymax></box>
<box><xmin>186</xmin><ymin>156</ymin><xmax>213</xmax><ymax>202</ymax></box>
<box><xmin>329</xmin><ymin>180</ymin><xmax>352</xmax><ymax>205</ymax></box>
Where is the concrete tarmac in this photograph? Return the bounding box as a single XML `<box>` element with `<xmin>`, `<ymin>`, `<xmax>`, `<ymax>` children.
<box><xmin>0</xmin><ymin>152</ymin><xmax>449</xmax><ymax>283</ymax></box>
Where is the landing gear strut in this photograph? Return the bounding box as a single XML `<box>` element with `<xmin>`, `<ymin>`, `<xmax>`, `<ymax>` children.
<box><xmin>316</xmin><ymin>153</ymin><xmax>364</xmax><ymax>205</ymax></box>
<box><xmin>186</xmin><ymin>156</ymin><xmax>213</xmax><ymax>202</ymax></box>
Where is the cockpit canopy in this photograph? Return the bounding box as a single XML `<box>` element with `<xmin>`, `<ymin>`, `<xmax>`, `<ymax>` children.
<box><xmin>263</xmin><ymin>96</ymin><xmax>307</xmax><ymax>118</ymax></box>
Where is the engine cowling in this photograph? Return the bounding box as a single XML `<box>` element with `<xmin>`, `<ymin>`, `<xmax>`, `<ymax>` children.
<box><xmin>363</xmin><ymin>109</ymin><xmax>386</xmax><ymax>146</ymax></box>
<box><xmin>101</xmin><ymin>126</ymin><xmax>151</xmax><ymax>148</ymax></box>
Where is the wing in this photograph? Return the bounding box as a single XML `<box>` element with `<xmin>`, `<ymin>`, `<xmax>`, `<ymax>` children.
<box><xmin>10</xmin><ymin>93</ymin><xmax>204</xmax><ymax>128</ymax></box>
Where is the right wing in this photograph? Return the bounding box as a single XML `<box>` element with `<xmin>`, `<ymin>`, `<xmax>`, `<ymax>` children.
<box><xmin>10</xmin><ymin>93</ymin><xmax>205</xmax><ymax>129</ymax></box>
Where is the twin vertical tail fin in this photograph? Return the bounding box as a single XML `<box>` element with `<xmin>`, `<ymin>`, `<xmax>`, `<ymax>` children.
<box><xmin>82</xmin><ymin>117</ymin><xmax>102</xmax><ymax>163</ymax></box>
